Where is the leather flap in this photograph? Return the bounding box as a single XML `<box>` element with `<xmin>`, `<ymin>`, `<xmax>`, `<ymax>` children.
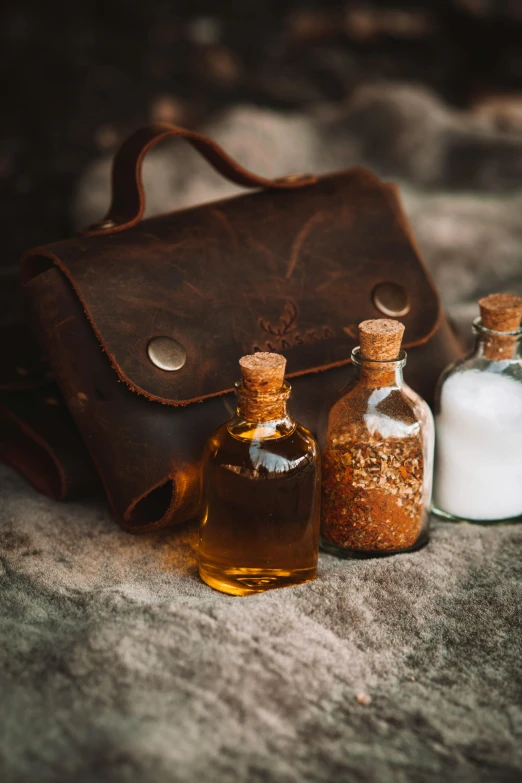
<box><xmin>22</xmin><ymin>169</ymin><xmax>441</xmax><ymax>406</ymax></box>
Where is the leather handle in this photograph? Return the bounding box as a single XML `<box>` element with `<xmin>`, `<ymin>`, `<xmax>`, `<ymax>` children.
<box><xmin>82</xmin><ymin>123</ymin><xmax>317</xmax><ymax>236</ymax></box>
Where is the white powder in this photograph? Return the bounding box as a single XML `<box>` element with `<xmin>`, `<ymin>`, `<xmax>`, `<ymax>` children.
<box><xmin>434</xmin><ymin>369</ymin><xmax>522</xmax><ymax>520</ymax></box>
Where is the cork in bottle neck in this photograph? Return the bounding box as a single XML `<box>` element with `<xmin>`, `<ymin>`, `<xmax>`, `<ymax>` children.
<box><xmin>477</xmin><ymin>293</ymin><xmax>522</xmax><ymax>360</ymax></box>
<box><xmin>359</xmin><ymin>319</ymin><xmax>405</xmax><ymax>360</ymax></box>
<box><xmin>479</xmin><ymin>293</ymin><xmax>522</xmax><ymax>332</ymax></box>
<box><xmin>356</xmin><ymin>319</ymin><xmax>406</xmax><ymax>385</ymax></box>
<box><xmin>237</xmin><ymin>352</ymin><xmax>289</xmax><ymax>421</ymax></box>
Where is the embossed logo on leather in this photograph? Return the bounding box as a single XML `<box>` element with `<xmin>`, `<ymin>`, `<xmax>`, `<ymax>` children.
<box><xmin>252</xmin><ymin>299</ymin><xmax>335</xmax><ymax>352</ymax></box>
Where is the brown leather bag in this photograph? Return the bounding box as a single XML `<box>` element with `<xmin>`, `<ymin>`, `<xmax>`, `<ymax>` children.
<box><xmin>2</xmin><ymin>124</ymin><xmax>461</xmax><ymax>531</ymax></box>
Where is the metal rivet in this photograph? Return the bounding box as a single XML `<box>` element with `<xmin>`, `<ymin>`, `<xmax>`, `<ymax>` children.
<box><xmin>147</xmin><ymin>336</ymin><xmax>186</xmax><ymax>371</ymax></box>
<box><xmin>372</xmin><ymin>282</ymin><xmax>410</xmax><ymax>318</ymax></box>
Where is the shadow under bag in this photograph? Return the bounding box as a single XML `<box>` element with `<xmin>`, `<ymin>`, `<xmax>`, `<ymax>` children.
<box><xmin>1</xmin><ymin>123</ymin><xmax>462</xmax><ymax>531</ymax></box>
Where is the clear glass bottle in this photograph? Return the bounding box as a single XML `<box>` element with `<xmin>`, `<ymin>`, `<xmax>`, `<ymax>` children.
<box><xmin>433</xmin><ymin>293</ymin><xmax>522</xmax><ymax>523</ymax></box>
<box><xmin>199</xmin><ymin>352</ymin><xmax>321</xmax><ymax>595</ymax></box>
<box><xmin>320</xmin><ymin>319</ymin><xmax>434</xmax><ymax>557</ymax></box>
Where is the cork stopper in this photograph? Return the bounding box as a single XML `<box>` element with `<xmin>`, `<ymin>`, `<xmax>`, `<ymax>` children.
<box><xmin>479</xmin><ymin>293</ymin><xmax>522</xmax><ymax>332</ymax></box>
<box><xmin>359</xmin><ymin>319</ymin><xmax>405</xmax><ymax>361</ymax></box>
<box><xmin>239</xmin><ymin>352</ymin><xmax>286</xmax><ymax>392</ymax></box>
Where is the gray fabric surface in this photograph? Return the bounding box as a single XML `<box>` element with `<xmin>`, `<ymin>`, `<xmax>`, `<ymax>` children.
<box><xmin>1</xmin><ymin>465</ymin><xmax>521</xmax><ymax>782</ymax></box>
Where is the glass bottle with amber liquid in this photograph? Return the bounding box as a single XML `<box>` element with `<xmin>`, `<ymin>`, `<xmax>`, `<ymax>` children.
<box><xmin>199</xmin><ymin>352</ymin><xmax>320</xmax><ymax>595</ymax></box>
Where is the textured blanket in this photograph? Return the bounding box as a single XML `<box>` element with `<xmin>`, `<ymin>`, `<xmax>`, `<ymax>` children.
<box><xmin>2</xmin><ymin>85</ymin><xmax>522</xmax><ymax>782</ymax></box>
<box><xmin>1</xmin><ymin>466</ymin><xmax>521</xmax><ymax>782</ymax></box>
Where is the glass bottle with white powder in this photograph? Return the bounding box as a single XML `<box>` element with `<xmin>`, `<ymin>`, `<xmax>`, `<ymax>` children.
<box><xmin>433</xmin><ymin>293</ymin><xmax>522</xmax><ymax>523</ymax></box>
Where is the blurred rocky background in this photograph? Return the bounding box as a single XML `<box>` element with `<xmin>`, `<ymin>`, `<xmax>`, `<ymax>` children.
<box><xmin>3</xmin><ymin>0</ymin><xmax>522</xmax><ymax>336</ymax></box>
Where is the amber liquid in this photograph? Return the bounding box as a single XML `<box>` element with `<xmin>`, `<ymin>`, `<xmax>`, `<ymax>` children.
<box><xmin>199</xmin><ymin>422</ymin><xmax>320</xmax><ymax>596</ymax></box>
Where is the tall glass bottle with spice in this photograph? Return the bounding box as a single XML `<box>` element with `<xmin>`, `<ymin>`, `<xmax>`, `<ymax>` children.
<box><xmin>199</xmin><ymin>352</ymin><xmax>321</xmax><ymax>595</ymax></box>
<box><xmin>320</xmin><ymin>319</ymin><xmax>434</xmax><ymax>557</ymax></box>
<box><xmin>433</xmin><ymin>293</ymin><xmax>522</xmax><ymax>523</ymax></box>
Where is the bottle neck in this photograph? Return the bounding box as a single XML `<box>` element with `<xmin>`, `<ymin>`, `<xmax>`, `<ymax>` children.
<box><xmin>352</xmin><ymin>348</ymin><xmax>406</xmax><ymax>388</ymax></box>
<box><xmin>472</xmin><ymin>319</ymin><xmax>522</xmax><ymax>362</ymax></box>
<box><xmin>236</xmin><ymin>381</ymin><xmax>291</xmax><ymax>422</ymax></box>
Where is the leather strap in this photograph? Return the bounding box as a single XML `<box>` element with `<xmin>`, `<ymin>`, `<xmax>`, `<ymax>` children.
<box><xmin>82</xmin><ymin>123</ymin><xmax>317</xmax><ymax>237</ymax></box>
